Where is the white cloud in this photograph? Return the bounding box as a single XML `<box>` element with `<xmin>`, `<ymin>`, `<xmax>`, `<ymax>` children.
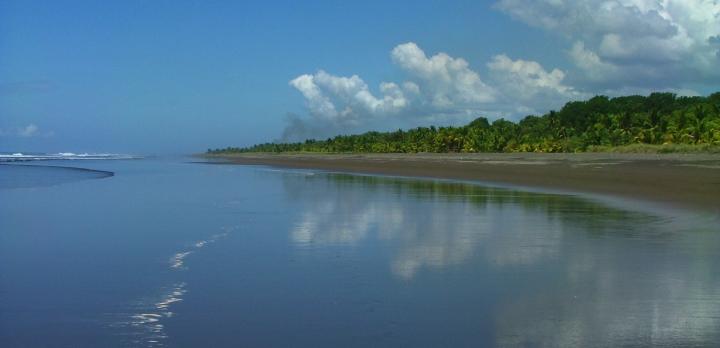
<box><xmin>286</xmin><ymin>43</ymin><xmax>576</xmax><ymax>139</ymax></box>
<box><xmin>289</xmin><ymin>70</ymin><xmax>408</xmax><ymax>127</ymax></box>
<box><xmin>568</xmin><ymin>41</ymin><xmax>620</xmax><ymax>81</ymax></box>
<box><xmin>0</xmin><ymin>123</ymin><xmax>54</xmax><ymax>138</ymax></box>
<box><xmin>496</xmin><ymin>0</ymin><xmax>720</xmax><ymax>88</ymax></box>
<box><xmin>18</xmin><ymin>124</ymin><xmax>39</xmax><ymax>137</ymax></box>
<box><xmin>488</xmin><ymin>55</ymin><xmax>570</xmax><ymax>94</ymax></box>
<box><xmin>289</xmin><ymin>74</ymin><xmax>339</xmax><ymax>121</ymax></box>
<box><xmin>487</xmin><ymin>54</ymin><xmax>586</xmax><ymax>114</ymax></box>
<box><xmin>390</xmin><ymin>42</ymin><xmax>497</xmax><ymax>107</ymax></box>
<box><xmin>288</xmin><ymin>43</ymin><xmax>499</xmax><ymax>133</ymax></box>
<box><xmin>277</xmin><ymin>1</ymin><xmax>718</xmax><ymax>140</ymax></box>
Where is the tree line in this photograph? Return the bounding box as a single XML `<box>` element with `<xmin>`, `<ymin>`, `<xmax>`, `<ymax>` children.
<box><xmin>208</xmin><ymin>92</ymin><xmax>720</xmax><ymax>154</ymax></box>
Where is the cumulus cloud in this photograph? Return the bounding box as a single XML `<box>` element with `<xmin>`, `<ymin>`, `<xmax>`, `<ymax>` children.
<box><xmin>390</xmin><ymin>42</ymin><xmax>497</xmax><ymax>107</ymax></box>
<box><xmin>285</xmin><ymin>43</ymin><xmax>572</xmax><ymax>140</ymax></box>
<box><xmin>286</xmin><ymin>70</ymin><xmax>413</xmax><ymax>140</ymax></box>
<box><xmin>496</xmin><ymin>0</ymin><xmax>720</xmax><ymax>88</ymax></box>
<box><xmin>285</xmin><ymin>0</ymin><xmax>720</xmax><ymax>140</ymax></box>
<box><xmin>289</xmin><ymin>74</ymin><xmax>339</xmax><ymax>122</ymax></box>
<box><xmin>289</xmin><ymin>70</ymin><xmax>409</xmax><ymax>126</ymax></box>
<box><xmin>487</xmin><ymin>54</ymin><xmax>586</xmax><ymax>114</ymax></box>
<box><xmin>568</xmin><ymin>41</ymin><xmax>620</xmax><ymax>82</ymax></box>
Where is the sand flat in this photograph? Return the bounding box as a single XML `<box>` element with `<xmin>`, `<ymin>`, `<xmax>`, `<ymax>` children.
<box><xmin>206</xmin><ymin>152</ymin><xmax>720</xmax><ymax>213</ymax></box>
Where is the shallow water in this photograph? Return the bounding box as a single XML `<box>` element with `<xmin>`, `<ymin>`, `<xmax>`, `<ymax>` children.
<box><xmin>1</xmin><ymin>158</ymin><xmax>719</xmax><ymax>347</ymax></box>
<box><xmin>0</xmin><ymin>164</ymin><xmax>113</xmax><ymax>189</ymax></box>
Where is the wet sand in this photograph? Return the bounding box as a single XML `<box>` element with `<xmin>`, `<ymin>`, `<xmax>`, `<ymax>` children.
<box><xmin>206</xmin><ymin>153</ymin><xmax>720</xmax><ymax>213</ymax></box>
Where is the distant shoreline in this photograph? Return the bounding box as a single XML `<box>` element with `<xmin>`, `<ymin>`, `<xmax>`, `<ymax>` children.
<box><xmin>204</xmin><ymin>152</ymin><xmax>720</xmax><ymax>214</ymax></box>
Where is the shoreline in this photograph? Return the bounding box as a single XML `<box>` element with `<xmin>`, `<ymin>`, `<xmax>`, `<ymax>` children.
<box><xmin>204</xmin><ymin>153</ymin><xmax>720</xmax><ymax>214</ymax></box>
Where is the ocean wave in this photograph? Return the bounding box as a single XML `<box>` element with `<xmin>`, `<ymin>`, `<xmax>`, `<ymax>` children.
<box><xmin>0</xmin><ymin>152</ymin><xmax>141</xmax><ymax>162</ymax></box>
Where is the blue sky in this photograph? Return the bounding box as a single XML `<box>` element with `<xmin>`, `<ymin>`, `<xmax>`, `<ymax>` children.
<box><xmin>1</xmin><ymin>0</ymin><xmax>719</xmax><ymax>154</ymax></box>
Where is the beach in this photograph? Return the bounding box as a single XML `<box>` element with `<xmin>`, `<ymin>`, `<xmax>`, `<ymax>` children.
<box><xmin>207</xmin><ymin>152</ymin><xmax>720</xmax><ymax>213</ymax></box>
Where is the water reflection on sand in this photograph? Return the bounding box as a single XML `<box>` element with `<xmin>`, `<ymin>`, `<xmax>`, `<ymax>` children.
<box><xmin>282</xmin><ymin>172</ymin><xmax>720</xmax><ymax>346</ymax></box>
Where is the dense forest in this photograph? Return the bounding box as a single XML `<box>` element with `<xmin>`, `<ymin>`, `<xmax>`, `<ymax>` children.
<box><xmin>209</xmin><ymin>92</ymin><xmax>720</xmax><ymax>154</ymax></box>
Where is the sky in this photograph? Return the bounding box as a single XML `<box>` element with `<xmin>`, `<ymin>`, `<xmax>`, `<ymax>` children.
<box><xmin>1</xmin><ymin>0</ymin><xmax>719</xmax><ymax>154</ymax></box>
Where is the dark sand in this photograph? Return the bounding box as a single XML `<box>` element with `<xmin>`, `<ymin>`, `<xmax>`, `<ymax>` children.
<box><xmin>207</xmin><ymin>153</ymin><xmax>720</xmax><ymax>213</ymax></box>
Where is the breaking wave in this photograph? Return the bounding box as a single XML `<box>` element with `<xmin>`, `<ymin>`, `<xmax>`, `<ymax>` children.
<box><xmin>0</xmin><ymin>152</ymin><xmax>140</xmax><ymax>162</ymax></box>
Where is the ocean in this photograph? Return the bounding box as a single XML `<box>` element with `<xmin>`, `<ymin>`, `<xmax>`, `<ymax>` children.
<box><xmin>1</xmin><ymin>156</ymin><xmax>719</xmax><ymax>347</ymax></box>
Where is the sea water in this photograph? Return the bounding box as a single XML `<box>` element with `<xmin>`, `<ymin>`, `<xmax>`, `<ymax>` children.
<box><xmin>1</xmin><ymin>157</ymin><xmax>719</xmax><ymax>347</ymax></box>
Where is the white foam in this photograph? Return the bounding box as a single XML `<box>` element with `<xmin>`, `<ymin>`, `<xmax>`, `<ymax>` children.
<box><xmin>0</xmin><ymin>152</ymin><xmax>140</xmax><ymax>162</ymax></box>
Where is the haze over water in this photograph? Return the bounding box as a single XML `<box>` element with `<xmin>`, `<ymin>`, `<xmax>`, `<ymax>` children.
<box><xmin>1</xmin><ymin>158</ymin><xmax>719</xmax><ymax>347</ymax></box>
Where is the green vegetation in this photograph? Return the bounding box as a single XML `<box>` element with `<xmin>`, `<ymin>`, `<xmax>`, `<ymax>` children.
<box><xmin>209</xmin><ymin>92</ymin><xmax>720</xmax><ymax>154</ymax></box>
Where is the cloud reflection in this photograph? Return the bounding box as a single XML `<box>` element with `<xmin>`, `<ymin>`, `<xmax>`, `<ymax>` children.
<box><xmin>283</xmin><ymin>174</ymin><xmax>660</xmax><ymax>279</ymax></box>
<box><xmin>280</xmin><ymin>172</ymin><xmax>720</xmax><ymax>345</ymax></box>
